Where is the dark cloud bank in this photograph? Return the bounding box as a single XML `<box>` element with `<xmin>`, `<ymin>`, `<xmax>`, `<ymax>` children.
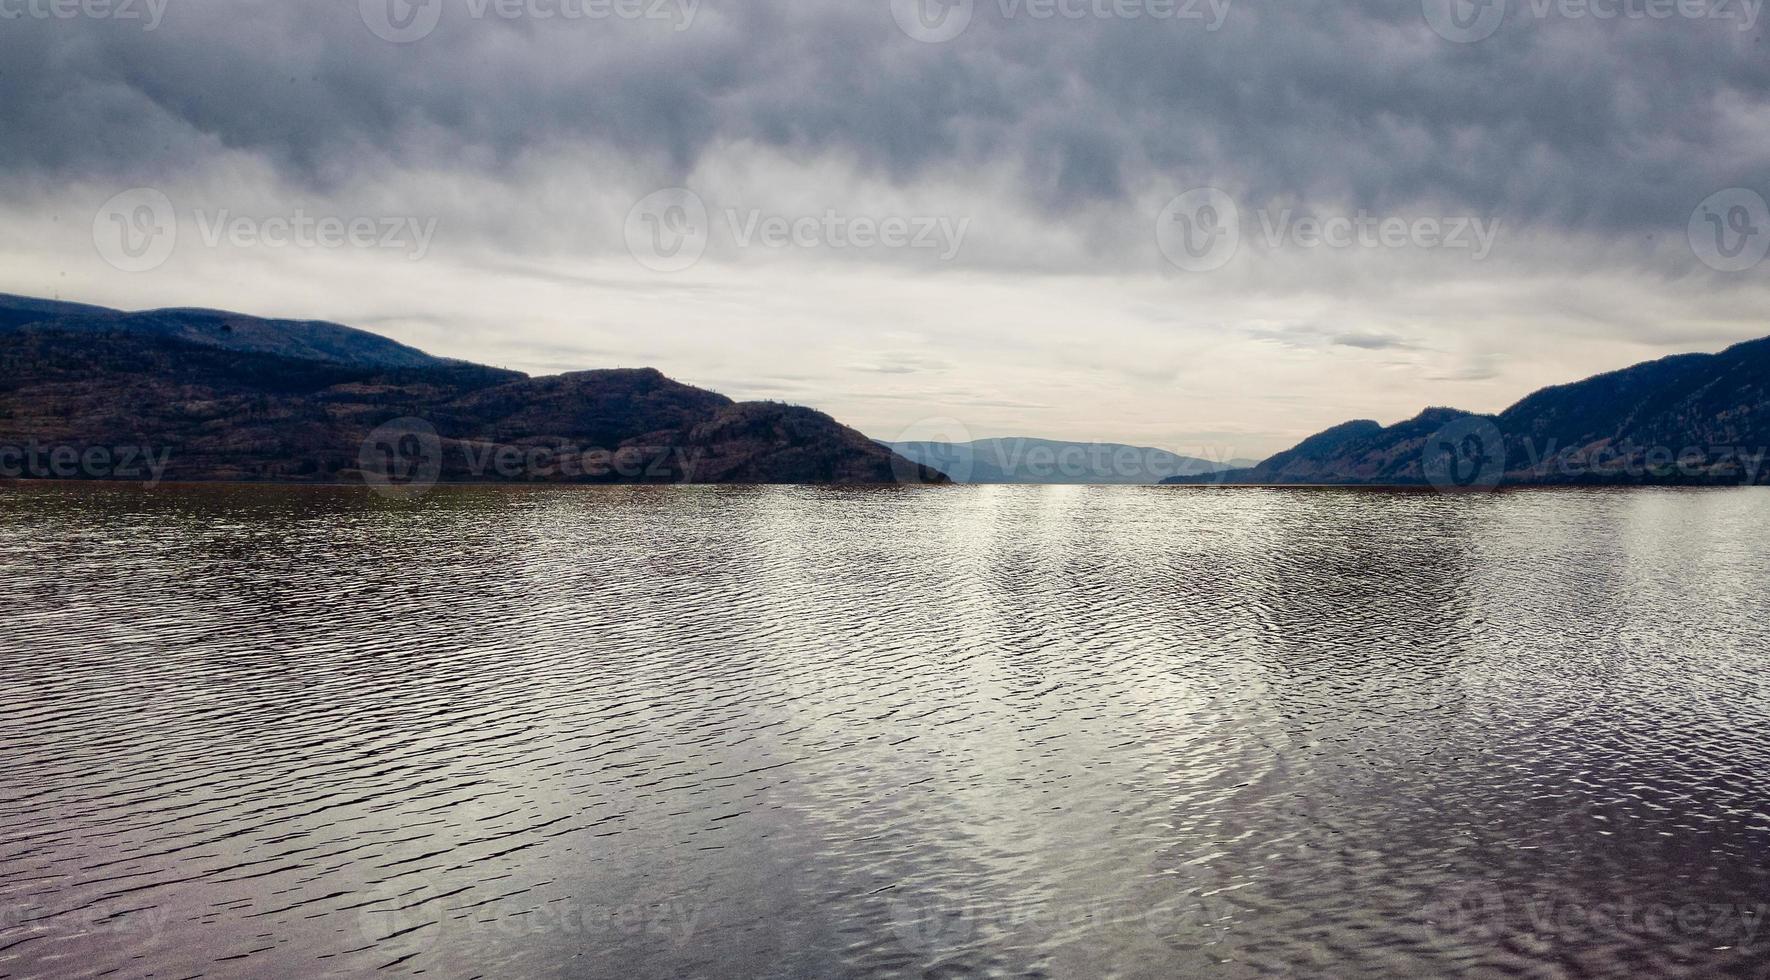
<box><xmin>2</xmin><ymin>0</ymin><xmax>1765</xmax><ymax>238</ymax></box>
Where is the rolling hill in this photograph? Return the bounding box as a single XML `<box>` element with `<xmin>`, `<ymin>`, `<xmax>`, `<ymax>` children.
<box><xmin>0</xmin><ymin>294</ymin><xmax>948</xmax><ymax>486</ymax></box>
<box><xmin>1168</xmin><ymin>337</ymin><xmax>1770</xmax><ymax>487</ymax></box>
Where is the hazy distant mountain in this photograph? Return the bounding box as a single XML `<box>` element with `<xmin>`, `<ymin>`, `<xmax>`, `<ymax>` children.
<box><xmin>1169</xmin><ymin>337</ymin><xmax>1770</xmax><ymax>487</ymax></box>
<box><xmin>0</xmin><ymin>294</ymin><xmax>947</xmax><ymax>486</ymax></box>
<box><xmin>887</xmin><ymin>438</ymin><xmax>1254</xmax><ymax>484</ymax></box>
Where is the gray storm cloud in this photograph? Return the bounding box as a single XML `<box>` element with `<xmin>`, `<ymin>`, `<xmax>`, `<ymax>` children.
<box><xmin>1</xmin><ymin>0</ymin><xmax>1765</xmax><ymax>237</ymax></box>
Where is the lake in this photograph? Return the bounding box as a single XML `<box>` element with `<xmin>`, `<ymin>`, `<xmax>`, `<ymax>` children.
<box><xmin>2</xmin><ymin>484</ymin><xmax>1767</xmax><ymax>979</ymax></box>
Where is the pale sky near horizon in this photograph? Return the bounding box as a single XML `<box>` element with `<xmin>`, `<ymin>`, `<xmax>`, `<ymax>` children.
<box><xmin>3</xmin><ymin>0</ymin><xmax>1768</xmax><ymax>459</ymax></box>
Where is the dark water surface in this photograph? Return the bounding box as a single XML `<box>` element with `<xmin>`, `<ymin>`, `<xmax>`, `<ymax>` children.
<box><xmin>2</xmin><ymin>484</ymin><xmax>1768</xmax><ymax>979</ymax></box>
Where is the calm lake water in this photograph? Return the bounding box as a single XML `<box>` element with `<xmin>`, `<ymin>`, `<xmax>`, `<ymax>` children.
<box><xmin>2</xmin><ymin>484</ymin><xmax>1768</xmax><ymax>979</ymax></box>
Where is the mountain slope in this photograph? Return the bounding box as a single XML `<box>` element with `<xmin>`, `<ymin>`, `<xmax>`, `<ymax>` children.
<box><xmin>0</xmin><ymin>295</ymin><xmax>117</xmax><ymax>330</ymax></box>
<box><xmin>0</xmin><ymin>296</ymin><xmax>947</xmax><ymax>486</ymax></box>
<box><xmin>1170</xmin><ymin>338</ymin><xmax>1770</xmax><ymax>487</ymax></box>
<box><xmin>0</xmin><ymin>294</ymin><xmax>458</xmax><ymax>370</ymax></box>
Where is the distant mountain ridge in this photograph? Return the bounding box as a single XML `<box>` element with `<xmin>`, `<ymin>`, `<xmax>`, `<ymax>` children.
<box><xmin>1169</xmin><ymin>337</ymin><xmax>1770</xmax><ymax>487</ymax></box>
<box><xmin>0</xmin><ymin>294</ymin><xmax>456</xmax><ymax>370</ymax></box>
<box><xmin>887</xmin><ymin>438</ymin><xmax>1253</xmax><ymax>484</ymax></box>
<box><xmin>0</xmin><ymin>294</ymin><xmax>947</xmax><ymax>486</ymax></box>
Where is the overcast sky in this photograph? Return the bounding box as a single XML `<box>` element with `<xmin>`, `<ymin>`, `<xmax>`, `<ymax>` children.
<box><xmin>2</xmin><ymin>0</ymin><xmax>1767</xmax><ymax>458</ymax></box>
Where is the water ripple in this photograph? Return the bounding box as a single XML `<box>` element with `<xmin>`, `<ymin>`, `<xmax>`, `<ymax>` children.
<box><xmin>2</xmin><ymin>484</ymin><xmax>1768</xmax><ymax>978</ymax></box>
